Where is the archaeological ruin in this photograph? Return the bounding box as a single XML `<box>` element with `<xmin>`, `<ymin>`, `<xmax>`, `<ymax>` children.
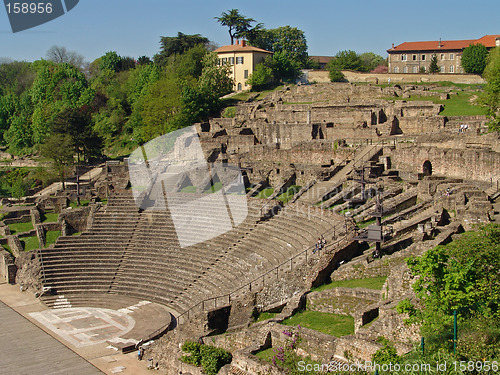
<box><xmin>1</xmin><ymin>82</ymin><xmax>499</xmax><ymax>374</ymax></box>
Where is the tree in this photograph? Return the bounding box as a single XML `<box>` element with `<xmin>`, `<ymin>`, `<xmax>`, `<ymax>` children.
<box><xmin>137</xmin><ymin>56</ymin><xmax>152</xmax><ymax>65</ymax></box>
<box><xmin>429</xmin><ymin>54</ymin><xmax>440</xmax><ymax>73</ymax></box>
<box><xmin>99</xmin><ymin>51</ymin><xmax>122</xmax><ymax>72</ymax></box>
<box><xmin>461</xmin><ymin>43</ymin><xmax>488</xmax><ymax>75</ymax></box>
<box><xmin>46</xmin><ymin>45</ymin><xmax>85</xmax><ymax>70</ymax></box>
<box><xmin>359</xmin><ymin>52</ymin><xmax>386</xmax><ymax>72</ymax></box>
<box><xmin>266</xmin><ymin>52</ymin><xmax>302</xmax><ymax>82</ymax></box>
<box><xmin>327</xmin><ymin>50</ymin><xmax>363</xmax><ymax>72</ymax></box>
<box><xmin>198</xmin><ymin>52</ymin><xmax>233</xmax><ymax>98</ymax></box>
<box><xmin>40</xmin><ymin>133</ymin><xmax>74</xmax><ymax>190</ymax></box>
<box><xmin>154</xmin><ymin>32</ymin><xmax>209</xmax><ymax>66</ymax></box>
<box><xmin>480</xmin><ymin>46</ymin><xmax>500</xmax><ymax>132</ymax></box>
<box><xmin>215</xmin><ymin>9</ymin><xmax>255</xmax><ymax>45</ymax></box>
<box><xmin>251</xmin><ymin>26</ymin><xmax>309</xmax><ymax>68</ymax></box>
<box><xmin>247</xmin><ymin>63</ymin><xmax>273</xmax><ymax>91</ymax></box>
<box><xmin>328</xmin><ymin>67</ymin><xmax>345</xmax><ymax>82</ymax></box>
<box><xmin>52</xmin><ymin>106</ymin><xmax>102</xmax><ymax>163</ymax></box>
<box><xmin>406</xmin><ymin>224</ymin><xmax>500</xmax><ymax>354</ymax></box>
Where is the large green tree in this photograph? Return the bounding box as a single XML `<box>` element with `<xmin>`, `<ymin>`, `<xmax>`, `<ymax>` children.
<box><xmin>480</xmin><ymin>46</ymin><xmax>500</xmax><ymax>132</ymax></box>
<box><xmin>461</xmin><ymin>43</ymin><xmax>488</xmax><ymax>75</ymax></box>
<box><xmin>40</xmin><ymin>133</ymin><xmax>74</xmax><ymax>190</ymax></box>
<box><xmin>198</xmin><ymin>52</ymin><xmax>233</xmax><ymax>98</ymax></box>
<box><xmin>215</xmin><ymin>9</ymin><xmax>255</xmax><ymax>45</ymax></box>
<box><xmin>406</xmin><ymin>224</ymin><xmax>500</xmax><ymax>356</ymax></box>
<box><xmin>51</xmin><ymin>106</ymin><xmax>102</xmax><ymax>163</ymax></box>
<box><xmin>251</xmin><ymin>26</ymin><xmax>309</xmax><ymax>68</ymax></box>
<box><xmin>327</xmin><ymin>50</ymin><xmax>364</xmax><ymax>72</ymax></box>
<box><xmin>429</xmin><ymin>54</ymin><xmax>440</xmax><ymax>73</ymax></box>
<box><xmin>154</xmin><ymin>32</ymin><xmax>209</xmax><ymax>66</ymax></box>
<box><xmin>359</xmin><ymin>52</ymin><xmax>386</xmax><ymax>72</ymax></box>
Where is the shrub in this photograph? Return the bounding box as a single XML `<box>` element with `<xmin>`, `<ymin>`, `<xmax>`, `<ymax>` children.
<box><xmin>329</xmin><ymin>67</ymin><xmax>345</xmax><ymax>82</ymax></box>
<box><xmin>180</xmin><ymin>341</ymin><xmax>232</xmax><ymax>375</ymax></box>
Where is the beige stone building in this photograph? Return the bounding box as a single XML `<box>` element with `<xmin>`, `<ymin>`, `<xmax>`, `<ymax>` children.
<box><xmin>387</xmin><ymin>35</ymin><xmax>500</xmax><ymax>74</ymax></box>
<box><xmin>215</xmin><ymin>40</ymin><xmax>273</xmax><ymax>91</ymax></box>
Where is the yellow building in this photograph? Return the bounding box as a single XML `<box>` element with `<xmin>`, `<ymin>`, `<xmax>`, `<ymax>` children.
<box><xmin>215</xmin><ymin>40</ymin><xmax>273</xmax><ymax>91</ymax></box>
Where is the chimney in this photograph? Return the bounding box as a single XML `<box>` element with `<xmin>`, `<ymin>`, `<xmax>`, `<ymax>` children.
<box><xmin>438</xmin><ymin>38</ymin><xmax>442</xmax><ymax>48</ymax></box>
<box><xmin>392</xmin><ymin>43</ymin><xmax>394</xmax><ymax>49</ymax></box>
<box><xmin>496</xmin><ymin>37</ymin><xmax>500</xmax><ymax>47</ymax></box>
<box><xmin>241</xmin><ymin>40</ymin><xmax>246</xmax><ymax>47</ymax></box>
<box><xmin>235</xmin><ymin>39</ymin><xmax>239</xmax><ymax>45</ymax></box>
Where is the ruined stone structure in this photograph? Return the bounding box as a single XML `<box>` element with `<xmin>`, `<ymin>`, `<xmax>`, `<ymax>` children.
<box><xmin>4</xmin><ymin>82</ymin><xmax>500</xmax><ymax>374</ymax></box>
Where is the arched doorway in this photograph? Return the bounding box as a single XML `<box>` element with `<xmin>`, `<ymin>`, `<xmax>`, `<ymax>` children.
<box><xmin>422</xmin><ymin>160</ymin><xmax>432</xmax><ymax>176</ymax></box>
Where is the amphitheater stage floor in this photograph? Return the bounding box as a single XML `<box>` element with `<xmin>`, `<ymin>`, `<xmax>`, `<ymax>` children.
<box><xmin>0</xmin><ymin>283</ymin><xmax>170</xmax><ymax>375</ymax></box>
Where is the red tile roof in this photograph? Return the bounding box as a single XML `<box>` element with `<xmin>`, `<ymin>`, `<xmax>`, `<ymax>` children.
<box><xmin>388</xmin><ymin>35</ymin><xmax>500</xmax><ymax>53</ymax></box>
<box><xmin>309</xmin><ymin>56</ymin><xmax>334</xmax><ymax>64</ymax></box>
<box><xmin>475</xmin><ymin>35</ymin><xmax>500</xmax><ymax>48</ymax></box>
<box><xmin>215</xmin><ymin>43</ymin><xmax>273</xmax><ymax>54</ymax></box>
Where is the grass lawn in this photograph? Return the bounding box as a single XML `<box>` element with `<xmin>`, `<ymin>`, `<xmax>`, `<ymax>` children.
<box><xmin>2</xmin><ymin>244</ymin><xmax>12</xmax><ymax>254</ymax></box>
<box><xmin>8</xmin><ymin>221</ymin><xmax>33</xmax><ymax>235</ymax></box>
<box><xmin>312</xmin><ymin>276</ymin><xmax>388</xmax><ymax>292</ymax></box>
<box><xmin>41</xmin><ymin>212</ymin><xmax>59</xmax><ymax>223</ymax></box>
<box><xmin>386</xmin><ymin>90</ymin><xmax>487</xmax><ymax>117</ymax></box>
<box><xmin>44</xmin><ymin>231</ymin><xmax>61</xmax><ymax>247</ymax></box>
<box><xmin>180</xmin><ymin>185</ymin><xmax>197</xmax><ymax>193</ymax></box>
<box><xmin>222</xmin><ymin>106</ymin><xmax>237</xmax><ymax>118</ymax></box>
<box><xmin>255</xmin><ymin>188</ymin><xmax>274</xmax><ymax>199</ymax></box>
<box><xmin>282</xmin><ymin>310</ymin><xmax>354</xmax><ymax>337</ymax></box>
<box><xmin>69</xmin><ymin>200</ymin><xmax>90</xmax><ymax>209</ymax></box>
<box><xmin>254</xmin><ymin>311</ymin><xmax>279</xmax><ymax>323</ymax></box>
<box><xmin>255</xmin><ymin>347</ymin><xmax>275</xmax><ymax>362</ymax></box>
<box><xmin>20</xmin><ymin>236</ymin><xmax>39</xmax><ymax>251</ymax></box>
<box><xmin>204</xmin><ymin>181</ymin><xmax>223</xmax><ymax>193</ymax></box>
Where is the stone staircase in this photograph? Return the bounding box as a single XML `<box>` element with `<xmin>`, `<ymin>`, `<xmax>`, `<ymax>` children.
<box><xmin>296</xmin><ymin>144</ymin><xmax>383</xmax><ymax>205</ymax></box>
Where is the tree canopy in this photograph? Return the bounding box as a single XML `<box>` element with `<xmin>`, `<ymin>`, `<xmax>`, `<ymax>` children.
<box><xmin>406</xmin><ymin>223</ymin><xmax>500</xmax><ymax>357</ymax></box>
<box><xmin>154</xmin><ymin>32</ymin><xmax>209</xmax><ymax>66</ymax></box>
<box><xmin>215</xmin><ymin>9</ymin><xmax>255</xmax><ymax>46</ymax></box>
<box><xmin>461</xmin><ymin>43</ymin><xmax>488</xmax><ymax>75</ymax></box>
<box><xmin>480</xmin><ymin>46</ymin><xmax>500</xmax><ymax>132</ymax></box>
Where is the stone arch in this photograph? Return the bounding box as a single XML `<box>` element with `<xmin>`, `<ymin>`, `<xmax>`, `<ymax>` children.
<box><xmin>422</xmin><ymin>160</ymin><xmax>432</xmax><ymax>176</ymax></box>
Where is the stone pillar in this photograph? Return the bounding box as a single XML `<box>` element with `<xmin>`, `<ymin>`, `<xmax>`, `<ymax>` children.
<box><xmin>35</xmin><ymin>224</ymin><xmax>45</xmax><ymax>248</ymax></box>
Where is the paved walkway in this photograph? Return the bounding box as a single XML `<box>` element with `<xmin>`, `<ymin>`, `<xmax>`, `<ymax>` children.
<box><xmin>0</xmin><ymin>283</ymin><xmax>155</xmax><ymax>375</ymax></box>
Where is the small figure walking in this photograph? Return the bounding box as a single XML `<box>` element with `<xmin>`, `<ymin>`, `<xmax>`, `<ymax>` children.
<box><xmin>137</xmin><ymin>347</ymin><xmax>143</xmax><ymax>361</ymax></box>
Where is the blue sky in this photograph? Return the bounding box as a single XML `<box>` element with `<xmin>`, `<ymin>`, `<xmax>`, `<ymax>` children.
<box><xmin>1</xmin><ymin>0</ymin><xmax>499</xmax><ymax>63</ymax></box>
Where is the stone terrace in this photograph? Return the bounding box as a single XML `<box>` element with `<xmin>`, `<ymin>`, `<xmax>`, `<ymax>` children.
<box><xmin>40</xmin><ymin>188</ymin><xmax>345</xmax><ymax>321</ymax></box>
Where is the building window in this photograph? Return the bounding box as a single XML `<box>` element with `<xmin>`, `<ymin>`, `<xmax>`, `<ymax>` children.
<box><xmin>394</xmin><ymin>66</ymin><xmax>399</xmax><ymax>73</ymax></box>
<box><xmin>401</xmin><ymin>54</ymin><xmax>407</xmax><ymax>61</ymax></box>
<box><xmin>421</xmin><ymin>55</ymin><xmax>426</xmax><ymax>61</ymax></box>
<box><xmin>449</xmin><ymin>65</ymin><xmax>454</xmax><ymax>73</ymax></box>
<box><xmin>449</xmin><ymin>53</ymin><xmax>454</xmax><ymax>60</ymax></box>
<box><xmin>403</xmin><ymin>66</ymin><xmax>408</xmax><ymax>73</ymax></box>
<box><xmin>412</xmin><ymin>66</ymin><xmax>418</xmax><ymax>73</ymax></box>
<box><xmin>412</xmin><ymin>55</ymin><xmax>417</xmax><ymax>61</ymax></box>
<box><xmin>440</xmin><ymin>54</ymin><xmax>445</xmax><ymax>60</ymax></box>
<box><xmin>244</xmin><ymin>70</ymin><xmax>248</xmax><ymax>79</ymax></box>
<box><xmin>222</xmin><ymin>57</ymin><xmax>228</xmax><ymax>64</ymax></box>
<box><xmin>229</xmin><ymin>57</ymin><xmax>235</xmax><ymax>65</ymax></box>
<box><xmin>236</xmin><ymin>56</ymin><xmax>244</xmax><ymax>64</ymax></box>
<box><xmin>440</xmin><ymin>66</ymin><xmax>445</xmax><ymax>73</ymax></box>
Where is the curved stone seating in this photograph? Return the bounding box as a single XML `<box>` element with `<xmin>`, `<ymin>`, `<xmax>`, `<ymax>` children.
<box><xmin>40</xmin><ymin>191</ymin><xmax>344</xmax><ymax>322</ymax></box>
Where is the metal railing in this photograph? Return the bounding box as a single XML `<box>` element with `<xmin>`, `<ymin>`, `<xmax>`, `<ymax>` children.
<box><xmin>176</xmin><ymin>217</ymin><xmax>356</xmax><ymax>322</ymax></box>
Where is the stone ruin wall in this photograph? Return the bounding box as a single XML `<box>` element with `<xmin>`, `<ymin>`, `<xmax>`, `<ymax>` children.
<box><xmin>389</xmin><ymin>144</ymin><xmax>500</xmax><ymax>183</ymax></box>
